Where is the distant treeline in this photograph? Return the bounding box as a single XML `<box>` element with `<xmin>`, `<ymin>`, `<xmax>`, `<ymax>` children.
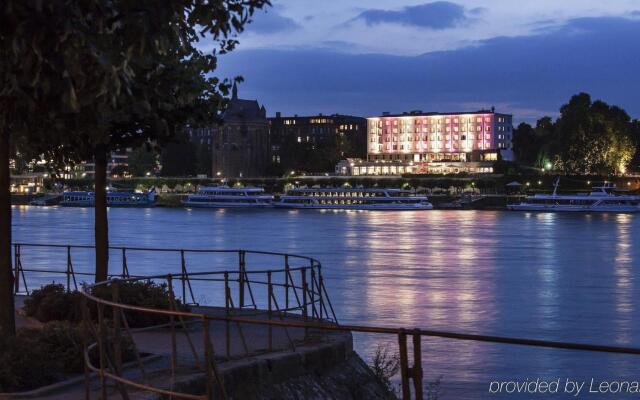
<box><xmin>512</xmin><ymin>93</ymin><xmax>640</xmax><ymax>175</ymax></box>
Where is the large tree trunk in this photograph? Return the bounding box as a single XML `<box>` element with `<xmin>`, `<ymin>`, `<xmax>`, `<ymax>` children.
<box><xmin>94</xmin><ymin>147</ymin><xmax>109</xmax><ymax>283</ymax></box>
<box><xmin>0</xmin><ymin>126</ymin><xmax>16</xmax><ymax>335</ymax></box>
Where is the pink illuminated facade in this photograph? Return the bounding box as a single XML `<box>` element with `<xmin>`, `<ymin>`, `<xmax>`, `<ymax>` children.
<box><xmin>367</xmin><ymin>110</ymin><xmax>514</xmax><ymax>166</ymax></box>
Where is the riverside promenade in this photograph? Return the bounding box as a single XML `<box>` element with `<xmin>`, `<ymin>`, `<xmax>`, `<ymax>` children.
<box><xmin>13</xmin><ymin>298</ymin><xmax>392</xmax><ymax>400</ymax></box>
<box><xmin>8</xmin><ymin>245</ymin><xmax>394</xmax><ymax>399</ymax></box>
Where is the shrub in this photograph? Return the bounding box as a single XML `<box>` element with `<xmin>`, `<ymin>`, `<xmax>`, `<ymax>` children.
<box><xmin>370</xmin><ymin>344</ymin><xmax>400</xmax><ymax>394</ymax></box>
<box><xmin>0</xmin><ymin>321</ymin><xmax>136</xmax><ymax>393</ymax></box>
<box><xmin>24</xmin><ymin>281</ymin><xmax>189</xmax><ymax>328</ymax></box>
<box><xmin>24</xmin><ymin>284</ymin><xmax>83</xmax><ymax>323</ymax></box>
<box><xmin>92</xmin><ymin>280</ymin><xmax>189</xmax><ymax>328</ymax></box>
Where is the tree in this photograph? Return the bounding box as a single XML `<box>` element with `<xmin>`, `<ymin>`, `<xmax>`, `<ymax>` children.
<box><xmin>47</xmin><ymin>1</ymin><xmax>270</xmax><ymax>283</ymax></box>
<box><xmin>160</xmin><ymin>130</ymin><xmax>199</xmax><ymax>177</ymax></box>
<box><xmin>512</xmin><ymin>122</ymin><xmax>539</xmax><ymax>166</ymax></box>
<box><xmin>128</xmin><ymin>146</ymin><xmax>158</xmax><ymax>177</ymax></box>
<box><xmin>196</xmin><ymin>144</ymin><xmax>213</xmax><ymax>177</ymax></box>
<box><xmin>554</xmin><ymin>93</ymin><xmax>634</xmax><ymax>175</ymax></box>
<box><xmin>0</xmin><ymin>0</ymin><xmax>270</xmax><ymax>334</ymax></box>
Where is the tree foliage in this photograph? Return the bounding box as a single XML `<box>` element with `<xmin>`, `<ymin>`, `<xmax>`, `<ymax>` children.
<box><xmin>0</xmin><ymin>0</ymin><xmax>270</xmax><ymax>333</ymax></box>
<box><xmin>512</xmin><ymin>93</ymin><xmax>636</xmax><ymax>175</ymax></box>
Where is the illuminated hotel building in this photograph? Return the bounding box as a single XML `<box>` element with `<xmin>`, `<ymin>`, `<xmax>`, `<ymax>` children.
<box><xmin>337</xmin><ymin>110</ymin><xmax>514</xmax><ymax>175</ymax></box>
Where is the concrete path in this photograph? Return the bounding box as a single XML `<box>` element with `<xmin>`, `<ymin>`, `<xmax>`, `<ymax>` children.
<box><xmin>11</xmin><ymin>297</ymin><xmax>330</xmax><ymax>399</ymax></box>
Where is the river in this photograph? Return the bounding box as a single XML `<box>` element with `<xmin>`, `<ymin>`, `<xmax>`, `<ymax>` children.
<box><xmin>11</xmin><ymin>206</ymin><xmax>640</xmax><ymax>398</ymax></box>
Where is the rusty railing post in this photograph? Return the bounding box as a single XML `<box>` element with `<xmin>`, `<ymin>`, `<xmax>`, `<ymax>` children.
<box><xmin>81</xmin><ymin>295</ymin><xmax>91</xmax><ymax>400</ymax></box>
<box><xmin>301</xmin><ymin>269</ymin><xmax>308</xmax><ymax>338</ymax></box>
<box><xmin>203</xmin><ymin>317</ymin><xmax>213</xmax><ymax>399</ymax></box>
<box><xmin>318</xmin><ymin>264</ymin><xmax>324</xmax><ymax>320</ymax></box>
<box><xmin>310</xmin><ymin>263</ymin><xmax>317</xmax><ymax>320</ymax></box>
<box><xmin>13</xmin><ymin>244</ymin><xmax>19</xmax><ymax>294</ymax></box>
<box><xmin>180</xmin><ymin>250</ymin><xmax>187</xmax><ymax>304</ymax></box>
<box><xmin>167</xmin><ymin>275</ymin><xmax>178</xmax><ymax>380</ymax></box>
<box><xmin>284</xmin><ymin>255</ymin><xmax>290</xmax><ymax>310</ymax></box>
<box><xmin>97</xmin><ymin>303</ymin><xmax>107</xmax><ymax>400</ymax></box>
<box><xmin>66</xmin><ymin>246</ymin><xmax>72</xmax><ymax>292</ymax></box>
<box><xmin>121</xmin><ymin>248</ymin><xmax>128</xmax><ymax>278</ymax></box>
<box><xmin>224</xmin><ymin>271</ymin><xmax>230</xmax><ymax>358</ymax></box>
<box><xmin>268</xmin><ymin>271</ymin><xmax>273</xmax><ymax>352</ymax></box>
<box><xmin>112</xmin><ymin>280</ymin><xmax>122</xmax><ymax>376</ymax></box>
<box><xmin>413</xmin><ymin>331</ymin><xmax>424</xmax><ymax>400</ymax></box>
<box><xmin>398</xmin><ymin>330</ymin><xmax>410</xmax><ymax>400</ymax></box>
<box><xmin>238</xmin><ymin>251</ymin><xmax>245</xmax><ymax>308</ymax></box>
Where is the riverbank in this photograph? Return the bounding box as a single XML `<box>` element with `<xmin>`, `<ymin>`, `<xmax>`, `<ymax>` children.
<box><xmin>15</xmin><ymin>192</ymin><xmax>525</xmax><ymax>210</ymax></box>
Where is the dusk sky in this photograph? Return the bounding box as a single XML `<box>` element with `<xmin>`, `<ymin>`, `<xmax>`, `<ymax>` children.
<box><xmin>214</xmin><ymin>1</ymin><xmax>640</xmax><ymax>123</ymax></box>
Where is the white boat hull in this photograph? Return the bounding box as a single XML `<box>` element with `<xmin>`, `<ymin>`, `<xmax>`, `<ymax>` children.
<box><xmin>273</xmin><ymin>202</ymin><xmax>434</xmax><ymax>210</ymax></box>
<box><xmin>182</xmin><ymin>201</ymin><xmax>273</xmax><ymax>208</ymax></box>
<box><xmin>507</xmin><ymin>204</ymin><xmax>640</xmax><ymax>213</ymax></box>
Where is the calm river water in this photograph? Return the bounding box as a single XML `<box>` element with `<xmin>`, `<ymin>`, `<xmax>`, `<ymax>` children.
<box><xmin>11</xmin><ymin>206</ymin><xmax>640</xmax><ymax>399</ymax></box>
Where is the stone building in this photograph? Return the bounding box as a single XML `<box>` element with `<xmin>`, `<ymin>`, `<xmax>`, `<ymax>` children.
<box><xmin>268</xmin><ymin>113</ymin><xmax>367</xmax><ymax>172</ymax></box>
<box><xmin>211</xmin><ymin>85</ymin><xmax>269</xmax><ymax>178</ymax></box>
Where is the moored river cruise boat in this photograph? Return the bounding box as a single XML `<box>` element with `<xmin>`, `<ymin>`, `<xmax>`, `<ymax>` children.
<box><xmin>507</xmin><ymin>179</ymin><xmax>640</xmax><ymax>213</ymax></box>
<box><xmin>273</xmin><ymin>188</ymin><xmax>433</xmax><ymax>210</ymax></box>
<box><xmin>182</xmin><ymin>186</ymin><xmax>273</xmax><ymax>208</ymax></box>
<box><xmin>60</xmin><ymin>187</ymin><xmax>156</xmax><ymax>207</ymax></box>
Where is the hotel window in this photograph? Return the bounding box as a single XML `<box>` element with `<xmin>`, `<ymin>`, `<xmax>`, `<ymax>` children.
<box><xmin>485</xmin><ymin>134</ymin><xmax>491</xmax><ymax>140</ymax></box>
<box><xmin>461</xmin><ymin>135</ymin><xmax>466</xmax><ymax>140</ymax></box>
<box><xmin>445</xmin><ymin>118</ymin><xmax>451</xmax><ymax>123</ymax></box>
<box><xmin>485</xmin><ymin>117</ymin><xmax>491</xmax><ymax>122</ymax></box>
<box><xmin>454</xmin><ymin>118</ymin><xmax>459</xmax><ymax>123</ymax></box>
<box><xmin>461</xmin><ymin>126</ymin><xmax>466</xmax><ymax>132</ymax></box>
<box><xmin>454</xmin><ymin>126</ymin><xmax>459</xmax><ymax>132</ymax></box>
<box><xmin>477</xmin><ymin>117</ymin><xmax>482</xmax><ymax>122</ymax></box>
<box><xmin>477</xmin><ymin>126</ymin><xmax>482</xmax><ymax>132</ymax></box>
<box><xmin>454</xmin><ymin>135</ymin><xmax>459</xmax><ymax>140</ymax></box>
<box><xmin>485</xmin><ymin>126</ymin><xmax>491</xmax><ymax>131</ymax></box>
<box><xmin>445</xmin><ymin>135</ymin><xmax>451</xmax><ymax>140</ymax></box>
<box><xmin>446</xmin><ymin>127</ymin><xmax>451</xmax><ymax>132</ymax></box>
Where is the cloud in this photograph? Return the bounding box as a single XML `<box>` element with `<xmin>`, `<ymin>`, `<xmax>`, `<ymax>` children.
<box><xmin>246</xmin><ymin>8</ymin><xmax>300</xmax><ymax>34</ymax></box>
<box><xmin>218</xmin><ymin>16</ymin><xmax>640</xmax><ymax>122</ymax></box>
<box><xmin>352</xmin><ymin>2</ymin><xmax>473</xmax><ymax>30</ymax></box>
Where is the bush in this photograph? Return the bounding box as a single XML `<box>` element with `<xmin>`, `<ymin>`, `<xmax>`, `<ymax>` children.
<box><xmin>370</xmin><ymin>344</ymin><xmax>400</xmax><ymax>394</ymax></box>
<box><xmin>92</xmin><ymin>280</ymin><xmax>190</xmax><ymax>328</ymax></box>
<box><xmin>0</xmin><ymin>322</ymin><xmax>136</xmax><ymax>393</ymax></box>
<box><xmin>24</xmin><ymin>284</ymin><xmax>83</xmax><ymax>323</ymax></box>
<box><xmin>24</xmin><ymin>281</ymin><xmax>189</xmax><ymax>328</ymax></box>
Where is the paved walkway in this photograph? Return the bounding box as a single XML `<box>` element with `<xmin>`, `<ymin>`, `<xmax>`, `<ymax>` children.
<box><xmin>12</xmin><ymin>296</ymin><xmax>328</xmax><ymax>399</ymax></box>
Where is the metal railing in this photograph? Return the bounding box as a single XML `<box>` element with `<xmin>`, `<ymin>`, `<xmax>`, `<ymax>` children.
<box><xmin>11</xmin><ymin>243</ymin><xmax>640</xmax><ymax>400</ymax></box>
<box><xmin>12</xmin><ymin>243</ymin><xmax>336</xmax><ymax>322</ymax></box>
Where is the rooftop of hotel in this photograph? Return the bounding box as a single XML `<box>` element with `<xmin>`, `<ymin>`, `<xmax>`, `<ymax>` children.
<box><xmin>369</xmin><ymin>109</ymin><xmax>512</xmax><ymax>118</ymax></box>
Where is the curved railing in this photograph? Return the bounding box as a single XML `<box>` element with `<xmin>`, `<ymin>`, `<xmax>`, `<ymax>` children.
<box><xmin>11</xmin><ymin>243</ymin><xmax>640</xmax><ymax>400</ymax></box>
<box><xmin>12</xmin><ymin>243</ymin><xmax>336</xmax><ymax>321</ymax></box>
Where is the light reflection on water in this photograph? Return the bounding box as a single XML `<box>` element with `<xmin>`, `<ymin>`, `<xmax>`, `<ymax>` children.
<box><xmin>11</xmin><ymin>206</ymin><xmax>640</xmax><ymax>399</ymax></box>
